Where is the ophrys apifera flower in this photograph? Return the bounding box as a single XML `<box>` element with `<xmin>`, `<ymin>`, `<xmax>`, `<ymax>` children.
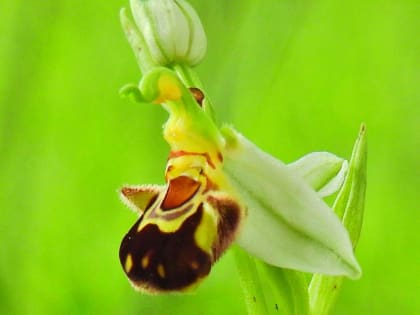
<box><xmin>117</xmin><ymin>0</ymin><xmax>364</xmax><ymax>295</ymax></box>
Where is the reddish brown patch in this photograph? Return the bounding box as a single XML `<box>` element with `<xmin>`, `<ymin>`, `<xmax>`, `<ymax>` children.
<box><xmin>121</xmin><ymin>187</ymin><xmax>140</xmax><ymax>196</ymax></box>
<box><xmin>161</xmin><ymin>176</ymin><xmax>201</xmax><ymax>210</ymax></box>
<box><xmin>149</xmin><ymin>205</ymin><xmax>193</xmax><ymax>220</ymax></box>
<box><xmin>203</xmin><ymin>175</ymin><xmax>218</xmax><ymax>193</ymax></box>
<box><xmin>189</xmin><ymin>87</ymin><xmax>205</xmax><ymax>106</ymax></box>
<box><xmin>217</xmin><ymin>152</ymin><xmax>223</xmax><ymax>163</ymax></box>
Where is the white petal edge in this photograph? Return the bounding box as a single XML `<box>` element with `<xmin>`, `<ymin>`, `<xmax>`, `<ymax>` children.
<box><xmin>287</xmin><ymin>152</ymin><xmax>348</xmax><ymax>198</ymax></box>
<box><xmin>175</xmin><ymin>0</ymin><xmax>207</xmax><ymax>65</ymax></box>
<box><xmin>131</xmin><ymin>0</ymin><xmax>169</xmax><ymax>64</ymax></box>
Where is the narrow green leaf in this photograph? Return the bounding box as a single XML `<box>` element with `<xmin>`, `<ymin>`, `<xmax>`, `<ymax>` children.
<box><xmin>257</xmin><ymin>262</ymin><xmax>310</xmax><ymax>315</ymax></box>
<box><xmin>233</xmin><ymin>246</ymin><xmax>270</xmax><ymax>315</ymax></box>
<box><xmin>308</xmin><ymin>124</ymin><xmax>367</xmax><ymax>315</ymax></box>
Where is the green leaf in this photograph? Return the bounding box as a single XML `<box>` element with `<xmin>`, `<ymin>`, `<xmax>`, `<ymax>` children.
<box><xmin>308</xmin><ymin>124</ymin><xmax>367</xmax><ymax>315</ymax></box>
<box><xmin>232</xmin><ymin>246</ymin><xmax>269</xmax><ymax>315</ymax></box>
<box><xmin>234</xmin><ymin>243</ymin><xmax>310</xmax><ymax>315</ymax></box>
<box><xmin>257</xmin><ymin>262</ymin><xmax>309</xmax><ymax>315</ymax></box>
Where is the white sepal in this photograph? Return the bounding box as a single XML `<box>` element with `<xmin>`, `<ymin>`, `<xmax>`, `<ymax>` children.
<box><xmin>287</xmin><ymin>152</ymin><xmax>348</xmax><ymax>198</ymax></box>
<box><xmin>222</xmin><ymin>127</ymin><xmax>361</xmax><ymax>279</ymax></box>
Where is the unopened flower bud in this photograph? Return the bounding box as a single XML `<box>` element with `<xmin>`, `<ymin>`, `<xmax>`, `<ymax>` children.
<box><xmin>130</xmin><ymin>0</ymin><xmax>207</xmax><ymax>66</ymax></box>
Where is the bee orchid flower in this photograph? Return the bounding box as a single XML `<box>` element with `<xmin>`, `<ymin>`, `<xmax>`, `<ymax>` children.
<box><xmin>118</xmin><ymin>68</ymin><xmax>361</xmax><ymax>293</ymax></box>
<box><xmin>117</xmin><ymin>0</ymin><xmax>363</xmax><ymax>295</ymax></box>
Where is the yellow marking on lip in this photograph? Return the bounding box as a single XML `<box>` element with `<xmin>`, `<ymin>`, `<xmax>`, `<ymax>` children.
<box><xmin>190</xmin><ymin>261</ymin><xmax>199</xmax><ymax>270</ymax></box>
<box><xmin>154</xmin><ymin>75</ymin><xmax>182</xmax><ymax>104</ymax></box>
<box><xmin>157</xmin><ymin>264</ymin><xmax>166</xmax><ymax>278</ymax></box>
<box><xmin>124</xmin><ymin>254</ymin><xmax>133</xmax><ymax>273</ymax></box>
<box><xmin>141</xmin><ymin>254</ymin><xmax>150</xmax><ymax>269</ymax></box>
<box><xmin>194</xmin><ymin>204</ymin><xmax>217</xmax><ymax>253</ymax></box>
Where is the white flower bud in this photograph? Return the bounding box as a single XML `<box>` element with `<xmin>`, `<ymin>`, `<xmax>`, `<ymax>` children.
<box><xmin>130</xmin><ymin>0</ymin><xmax>207</xmax><ymax>66</ymax></box>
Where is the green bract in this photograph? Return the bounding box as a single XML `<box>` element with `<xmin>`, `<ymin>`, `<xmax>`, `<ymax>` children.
<box><xmin>309</xmin><ymin>124</ymin><xmax>367</xmax><ymax>315</ymax></box>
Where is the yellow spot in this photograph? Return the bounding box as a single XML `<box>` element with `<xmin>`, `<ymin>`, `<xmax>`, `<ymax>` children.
<box><xmin>124</xmin><ymin>254</ymin><xmax>133</xmax><ymax>273</ymax></box>
<box><xmin>141</xmin><ymin>254</ymin><xmax>150</xmax><ymax>269</ymax></box>
<box><xmin>154</xmin><ymin>75</ymin><xmax>182</xmax><ymax>104</ymax></box>
<box><xmin>190</xmin><ymin>261</ymin><xmax>199</xmax><ymax>270</ymax></box>
<box><xmin>157</xmin><ymin>264</ymin><xmax>166</xmax><ymax>278</ymax></box>
<box><xmin>194</xmin><ymin>204</ymin><xmax>217</xmax><ymax>253</ymax></box>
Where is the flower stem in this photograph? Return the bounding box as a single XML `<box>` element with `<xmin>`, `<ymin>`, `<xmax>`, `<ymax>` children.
<box><xmin>171</xmin><ymin>63</ymin><xmax>217</xmax><ymax>122</ymax></box>
<box><xmin>232</xmin><ymin>246</ymin><xmax>270</xmax><ymax>315</ymax></box>
<box><xmin>257</xmin><ymin>262</ymin><xmax>310</xmax><ymax>315</ymax></box>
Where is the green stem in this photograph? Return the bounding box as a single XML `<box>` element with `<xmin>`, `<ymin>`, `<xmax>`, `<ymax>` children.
<box><xmin>171</xmin><ymin>63</ymin><xmax>217</xmax><ymax>122</ymax></box>
<box><xmin>257</xmin><ymin>262</ymin><xmax>309</xmax><ymax>315</ymax></box>
<box><xmin>232</xmin><ymin>246</ymin><xmax>270</xmax><ymax>315</ymax></box>
<box><xmin>171</xmin><ymin>63</ymin><xmax>201</xmax><ymax>87</ymax></box>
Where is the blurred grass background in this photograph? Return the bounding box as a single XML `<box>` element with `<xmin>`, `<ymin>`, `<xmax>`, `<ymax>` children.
<box><xmin>0</xmin><ymin>0</ymin><xmax>418</xmax><ymax>314</ymax></box>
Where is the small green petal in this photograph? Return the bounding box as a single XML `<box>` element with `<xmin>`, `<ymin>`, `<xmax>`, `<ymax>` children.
<box><xmin>288</xmin><ymin>152</ymin><xmax>348</xmax><ymax>198</ymax></box>
<box><xmin>222</xmin><ymin>126</ymin><xmax>361</xmax><ymax>279</ymax></box>
<box><xmin>308</xmin><ymin>124</ymin><xmax>367</xmax><ymax>315</ymax></box>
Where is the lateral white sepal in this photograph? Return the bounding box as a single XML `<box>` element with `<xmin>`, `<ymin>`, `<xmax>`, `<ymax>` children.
<box><xmin>222</xmin><ymin>127</ymin><xmax>361</xmax><ymax>279</ymax></box>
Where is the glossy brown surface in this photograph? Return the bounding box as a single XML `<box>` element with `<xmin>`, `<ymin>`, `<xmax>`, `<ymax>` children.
<box><xmin>119</xmin><ymin>205</ymin><xmax>211</xmax><ymax>292</ymax></box>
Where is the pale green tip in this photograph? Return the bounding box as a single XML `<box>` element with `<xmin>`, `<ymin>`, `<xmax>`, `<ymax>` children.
<box><xmin>308</xmin><ymin>123</ymin><xmax>367</xmax><ymax>315</ymax></box>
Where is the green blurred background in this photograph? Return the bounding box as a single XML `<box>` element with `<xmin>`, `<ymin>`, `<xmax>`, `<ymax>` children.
<box><xmin>0</xmin><ymin>0</ymin><xmax>418</xmax><ymax>314</ymax></box>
